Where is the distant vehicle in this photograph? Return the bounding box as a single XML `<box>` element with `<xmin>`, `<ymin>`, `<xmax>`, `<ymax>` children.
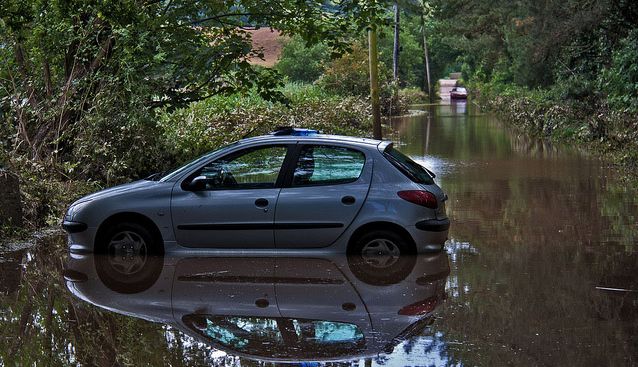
<box><xmin>450</xmin><ymin>87</ymin><xmax>468</xmax><ymax>100</ymax></box>
<box><xmin>64</xmin><ymin>251</ymin><xmax>450</xmax><ymax>363</ymax></box>
<box><xmin>63</xmin><ymin>128</ymin><xmax>449</xmax><ymax>256</ymax></box>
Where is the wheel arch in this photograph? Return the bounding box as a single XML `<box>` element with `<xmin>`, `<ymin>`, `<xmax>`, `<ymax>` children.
<box><xmin>347</xmin><ymin>221</ymin><xmax>416</xmax><ymax>254</ymax></box>
<box><xmin>95</xmin><ymin>212</ymin><xmax>164</xmax><ymax>254</ymax></box>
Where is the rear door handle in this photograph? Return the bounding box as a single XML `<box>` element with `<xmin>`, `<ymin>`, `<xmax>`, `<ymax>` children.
<box><xmin>255</xmin><ymin>198</ymin><xmax>269</xmax><ymax>208</ymax></box>
<box><xmin>341</xmin><ymin>196</ymin><xmax>356</xmax><ymax>205</ymax></box>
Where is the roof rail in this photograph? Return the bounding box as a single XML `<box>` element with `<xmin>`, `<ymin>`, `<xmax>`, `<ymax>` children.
<box><xmin>270</xmin><ymin>127</ymin><xmax>321</xmax><ymax>136</ymax></box>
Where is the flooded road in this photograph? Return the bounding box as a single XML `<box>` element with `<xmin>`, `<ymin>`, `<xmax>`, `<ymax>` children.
<box><xmin>1</xmin><ymin>102</ymin><xmax>637</xmax><ymax>365</ymax></box>
<box><xmin>393</xmin><ymin>102</ymin><xmax>638</xmax><ymax>366</ymax></box>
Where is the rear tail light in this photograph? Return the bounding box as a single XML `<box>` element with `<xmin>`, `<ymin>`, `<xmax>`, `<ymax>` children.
<box><xmin>398</xmin><ymin>190</ymin><xmax>438</xmax><ymax>209</ymax></box>
<box><xmin>398</xmin><ymin>296</ymin><xmax>439</xmax><ymax>316</ymax></box>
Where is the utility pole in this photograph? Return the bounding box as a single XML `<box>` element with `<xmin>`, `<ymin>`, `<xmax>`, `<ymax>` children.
<box><xmin>391</xmin><ymin>1</ymin><xmax>400</xmax><ymax>117</ymax></box>
<box><xmin>369</xmin><ymin>26</ymin><xmax>382</xmax><ymax>140</ymax></box>
<box><xmin>393</xmin><ymin>1</ymin><xmax>400</xmax><ymax>81</ymax></box>
<box><xmin>421</xmin><ymin>3</ymin><xmax>433</xmax><ymax>102</ymax></box>
<box><xmin>368</xmin><ymin>25</ymin><xmax>383</xmax><ymax>140</ymax></box>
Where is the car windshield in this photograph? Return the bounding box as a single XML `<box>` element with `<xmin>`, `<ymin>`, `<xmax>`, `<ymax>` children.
<box><xmin>383</xmin><ymin>145</ymin><xmax>435</xmax><ymax>185</ymax></box>
<box><xmin>457</xmin><ymin>87</ymin><xmax>467</xmax><ymax>93</ymax></box>
<box><xmin>155</xmin><ymin>142</ymin><xmax>241</xmax><ymax>182</ymax></box>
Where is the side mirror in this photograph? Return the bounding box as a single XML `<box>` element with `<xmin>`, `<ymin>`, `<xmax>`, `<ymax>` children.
<box><xmin>187</xmin><ymin>175</ymin><xmax>208</xmax><ymax>191</ymax></box>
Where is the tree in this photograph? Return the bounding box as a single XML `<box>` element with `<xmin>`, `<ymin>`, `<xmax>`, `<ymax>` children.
<box><xmin>0</xmin><ymin>0</ymin><xmax>388</xmax><ymax>172</ymax></box>
<box><xmin>1</xmin><ymin>1</ymin><xmax>294</xmax><ymax>162</ymax></box>
<box><xmin>275</xmin><ymin>35</ymin><xmax>331</xmax><ymax>83</ymax></box>
<box><xmin>429</xmin><ymin>0</ymin><xmax>638</xmax><ymax>89</ymax></box>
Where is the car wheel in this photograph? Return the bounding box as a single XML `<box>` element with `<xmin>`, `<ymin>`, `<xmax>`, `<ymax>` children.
<box><xmin>347</xmin><ymin>230</ymin><xmax>416</xmax><ymax>286</ymax></box>
<box><xmin>95</xmin><ymin>222</ymin><xmax>163</xmax><ymax>293</ymax></box>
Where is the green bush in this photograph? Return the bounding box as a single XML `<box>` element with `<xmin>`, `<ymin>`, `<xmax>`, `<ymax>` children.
<box><xmin>275</xmin><ymin>36</ymin><xmax>331</xmax><ymax>83</ymax></box>
<box><xmin>399</xmin><ymin>87</ymin><xmax>428</xmax><ymax>104</ymax></box>
<box><xmin>68</xmin><ymin>92</ymin><xmax>167</xmax><ymax>185</ymax></box>
<box><xmin>2</xmin><ymin>83</ymin><xmax>374</xmax><ymax>231</ymax></box>
<box><xmin>317</xmin><ymin>43</ymin><xmax>374</xmax><ymax>97</ymax></box>
<box><xmin>6</xmin><ymin>157</ymin><xmax>99</xmax><ymax>228</ymax></box>
<box><xmin>280</xmin><ymin>82</ymin><xmax>333</xmax><ymax>104</ymax></box>
<box><xmin>159</xmin><ymin>85</ymin><xmax>372</xmax><ymax>165</ymax></box>
<box><xmin>600</xmin><ymin>29</ymin><xmax>638</xmax><ymax>113</ymax></box>
<box><xmin>317</xmin><ymin>43</ymin><xmax>408</xmax><ymax>116</ymax></box>
<box><xmin>378</xmin><ymin>18</ymin><xmax>427</xmax><ymax>88</ymax></box>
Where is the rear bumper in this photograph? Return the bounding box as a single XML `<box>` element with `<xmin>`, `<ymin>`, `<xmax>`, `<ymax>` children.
<box><xmin>407</xmin><ymin>219</ymin><xmax>450</xmax><ymax>253</ymax></box>
<box><xmin>415</xmin><ymin>218</ymin><xmax>450</xmax><ymax>232</ymax></box>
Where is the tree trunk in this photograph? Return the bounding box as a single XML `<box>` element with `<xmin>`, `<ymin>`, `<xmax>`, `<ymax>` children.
<box><xmin>368</xmin><ymin>27</ymin><xmax>382</xmax><ymax>140</ymax></box>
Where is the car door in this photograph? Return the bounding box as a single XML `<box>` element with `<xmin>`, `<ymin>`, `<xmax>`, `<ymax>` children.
<box><xmin>171</xmin><ymin>144</ymin><xmax>291</xmax><ymax>248</ymax></box>
<box><xmin>274</xmin><ymin>258</ymin><xmax>371</xmax><ymax>330</ymax></box>
<box><xmin>171</xmin><ymin>257</ymin><xmax>279</xmax><ymax>319</ymax></box>
<box><xmin>274</xmin><ymin>144</ymin><xmax>372</xmax><ymax>248</ymax></box>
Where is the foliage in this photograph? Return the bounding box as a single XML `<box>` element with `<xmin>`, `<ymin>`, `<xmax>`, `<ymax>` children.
<box><xmin>279</xmin><ymin>82</ymin><xmax>334</xmax><ymax>103</ymax></box>
<box><xmin>474</xmin><ymin>79</ymin><xmax>638</xmax><ymax>168</ymax></box>
<box><xmin>399</xmin><ymin>87</ymin><xmax>428</xmax><ymax>104</ymax></box>
<box><xmin>0</xmin><ymin>0</ymin><xmax>399</xmax><ymax>183</ymax></box>
<box><xmin>275</xmin><ymin>35</ymin><xmax>331</xmax><ymax>83</ymax></box>
<box><xmin>600</xmin><ymin>29</ymin><xmax>638</xmax><ymax>113</ymax></box>
<box><xmin>0</xmin><ymin>0</ymin><xmax>400</xmax><ymax>228</ymax></box>
<box><xmin>317</xmin><ymin>43</ymin><xmax>408</xmax><ymax>115</ymax></box>
<box><xmin>317</xmin><ymin>43</ymin><xmax>374</xmax><ymax>97</ymax></box>
<box><xmin>429</xmin><ymin>0</ymin><xmax>638</xmax><ymax>110</ymax></box>
<box><xmin>5</xmin><ymin>157</ymin><xmax>99</xmax><ymax>228</ymax></box>
<box><xmin>159</xmin><ymin>84</ymin><xmax>372</xmax><ymax>166</ymax></box>
<box><xmin>0</xmin><ymin>0</ymin><xmax>304</xmax><ymax>164</ymax></box>
<box><xmin>424</xmin><ymin>0</ymin><xmax>638</xmax><ymax>167</ymax></box>
<box><xmin>378</xmin><ymin>15</ymin><xmax>426</xmax><ymax>88</ymax></box>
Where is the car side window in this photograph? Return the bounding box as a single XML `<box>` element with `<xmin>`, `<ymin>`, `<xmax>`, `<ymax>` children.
<box><xmin>195</xmin><ymin>145</ymin><xmax>288</xmax><ymax>190</ymax></box>
<box><xmin>292</xmin><ymin>145</ymin><xmax>365</xmax><ymax>187</ymax></box>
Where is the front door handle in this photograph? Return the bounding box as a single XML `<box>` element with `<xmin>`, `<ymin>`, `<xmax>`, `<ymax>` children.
<box><xmin>255</xmin><ymin>198</ymin><xmax>269</xmax><ymax>208</ymax></box>
<box><xmin>255</xmin><ymin>298</ymin><xmax>270</xmax><ymax>308</ymax></box>
<box><xmin>341</xmin><ymin>196</ymin><xmax>356</xmax><ymax>205</ymax></box>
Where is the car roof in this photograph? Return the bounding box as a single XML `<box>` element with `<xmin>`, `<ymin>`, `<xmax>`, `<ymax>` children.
<box><xmin>238</xmin><ymin>133</ymin><xmax>386</xmax><ymax>149</ymax></box>
<box><xmin>158</xmin><ymin>133</ymin><xmax>392</xmax><ymax>183</ymax></box>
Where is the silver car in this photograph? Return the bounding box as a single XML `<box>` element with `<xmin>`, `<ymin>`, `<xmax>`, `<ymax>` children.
<box><xmin>63</xmin><ymin>128</ymin><xmax>450</xmax><ymax>256</ymax></box>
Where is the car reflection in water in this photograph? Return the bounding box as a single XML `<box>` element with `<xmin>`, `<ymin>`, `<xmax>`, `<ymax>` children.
<box><xmin>64</xmin><ymin>238</ymin><xmax>450</xmax><ymax>363</ymax></box>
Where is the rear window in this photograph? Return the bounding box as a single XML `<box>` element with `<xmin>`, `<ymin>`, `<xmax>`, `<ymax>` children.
<box><xmin>383</xmin><ymin>145</ymin><xmax>435</xmax><ymax>185</ymax></box>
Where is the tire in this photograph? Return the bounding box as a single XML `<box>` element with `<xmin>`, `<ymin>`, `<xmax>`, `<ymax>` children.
<box><xmin>95</xmin><ymin>222</ymin><xmax>163</xmax><ymax>294</ymax></box>
<box><xmin>347</xmin><ymin>229</ymin><xmax>417</xmax><ymax>286</ymax></box>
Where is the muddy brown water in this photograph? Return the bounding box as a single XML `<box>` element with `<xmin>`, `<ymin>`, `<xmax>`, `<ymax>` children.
<box><xmin>1</xmin><ymin>102</ymin><xmax>636</xmax><ymax>366</ymax></box>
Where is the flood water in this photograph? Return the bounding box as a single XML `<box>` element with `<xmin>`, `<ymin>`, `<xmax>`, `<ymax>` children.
<box><xmin>1</xmin><ymin>102</ymin><xmax>637</xmax><ymax>366</ymax></box>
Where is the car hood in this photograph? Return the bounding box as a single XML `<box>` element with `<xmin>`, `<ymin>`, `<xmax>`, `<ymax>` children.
<box><xmin>71</xmin><ymin>179</ymin><xmax>160</xmax><ymax>206</ymax></box>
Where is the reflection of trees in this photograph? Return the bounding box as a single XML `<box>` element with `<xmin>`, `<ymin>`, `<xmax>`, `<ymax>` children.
<box><xmin>437</xmin><ymin>155</ymin><xmax>638</xmax><ymax>366</ymax></box>
<box><xmin>391</xmin><ymin>104</ymin><xmax>574</xmax><ymax>161</ymax></box>
<box><xmin>0</xmin><ymin>234</ymin><xmax>229</xmax><ymax>366</ymax></box>
<box><xmin>0</xmin><ymin>237</ymin><xmax>375</xmax><ymax>366</ymax></box>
